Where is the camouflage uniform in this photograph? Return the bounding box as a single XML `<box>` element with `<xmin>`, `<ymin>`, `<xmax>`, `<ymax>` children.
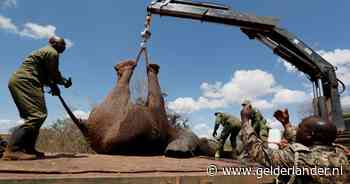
<box><xmin>214</xmin><ymin>113</ymin><xmax>241</xmax><ymax>158</ymax></box>
<box><xmin>283</xmin><ymin>124</ymin><xmax>298</xmax><ymax>143</ymax></box>
<box><xmin>240</xmin><ymin>121</ymin><xmax>349</xmax><ymax>184</ymax></box>
<box><xmin>7</xmin><ymin>46</ymin><xmax>66</xmax><ymax>152</ymax></box>
<box><xmin>250</xmin><ymin>108</ymin><xmax>270</xmax><ymax>143</ymax></box>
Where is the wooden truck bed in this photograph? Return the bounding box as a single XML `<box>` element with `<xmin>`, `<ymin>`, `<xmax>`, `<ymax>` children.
<box><xmin>0</xmin><ymin>153</ymin><xmax>273</xmax><ymax>184</ymax></box>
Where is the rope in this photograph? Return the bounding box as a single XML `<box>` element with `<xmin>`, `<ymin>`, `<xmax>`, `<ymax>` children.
<box><xmin>135</xmin><ymin>14</ymin><xmax>152</xmax><ymax>67</ymax></box>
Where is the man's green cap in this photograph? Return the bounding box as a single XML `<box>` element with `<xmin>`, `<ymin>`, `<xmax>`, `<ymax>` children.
<box><xmin>242</xmin><ymin>99</ymin><xmax>251</xmax><ymax>106</ymax></box>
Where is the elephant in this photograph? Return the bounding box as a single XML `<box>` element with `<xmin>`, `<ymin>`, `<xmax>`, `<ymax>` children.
<box><xmin>66</xmin><ymin>60</ymin><xmax>217</xmax><ymax>157</ymax></box>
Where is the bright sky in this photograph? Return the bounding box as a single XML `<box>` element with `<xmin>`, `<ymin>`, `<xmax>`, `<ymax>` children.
<box><xmin>1</xmin><ymin>0</ymin><xmax>349</xmax><ymax>137</ymax></box>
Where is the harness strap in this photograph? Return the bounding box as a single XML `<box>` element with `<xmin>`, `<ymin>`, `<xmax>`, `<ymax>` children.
<box><xmin>135</xmin><ymin>14</ymin><xmax>152</xmax><ymax>67</ymax></box>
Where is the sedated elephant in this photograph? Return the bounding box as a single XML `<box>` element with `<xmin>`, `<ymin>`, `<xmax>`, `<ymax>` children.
<box><xmin>67</xmin><ymin>60</ymin><xmax>217</xmax><ymax>157</ymax></box>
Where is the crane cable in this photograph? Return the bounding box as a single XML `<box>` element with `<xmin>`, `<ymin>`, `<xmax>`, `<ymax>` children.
<box><xmin>135</xmin><ymin>13</ymin><xmax>152</xmax><ymax>67</ymax></box>
<box><xmin>56</xmin><ymin>15</ymin><xmax>154</xmax><ymax>125</ymax></box>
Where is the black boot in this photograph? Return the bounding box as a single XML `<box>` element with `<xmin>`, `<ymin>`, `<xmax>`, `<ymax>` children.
<box><xmin>2</xmin><ymin>126</ymin><xmax>36</xmax><ymax>161</ymax></box>
<box><xmin>25</xmin><ymin>128</ymin><xmax>45</xmax><ymax>159</ymax></box>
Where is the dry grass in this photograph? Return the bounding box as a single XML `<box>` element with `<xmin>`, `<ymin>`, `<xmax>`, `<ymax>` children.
<box><xmin>36</xmin><ymin>118</ymin><xmax>94</xmax><ymax>154</ymax></box>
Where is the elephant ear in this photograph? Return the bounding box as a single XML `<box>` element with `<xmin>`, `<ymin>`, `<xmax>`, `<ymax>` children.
<box><xmin>164</xmin><ymin>129</ymin><xmax>200</xmax><ymax>158</ymax></box>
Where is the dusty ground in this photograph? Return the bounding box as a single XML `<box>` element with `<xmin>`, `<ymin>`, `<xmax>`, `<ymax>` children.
<box><xmin>0</xmin><ymin>153</ymin><xmax>273</xmax><ymax>183</ymax></box>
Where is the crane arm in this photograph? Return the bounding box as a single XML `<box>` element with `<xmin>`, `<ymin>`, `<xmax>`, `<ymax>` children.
<box><xmin>147</xmin><ymin>0</ymin><xmax>345</xmax><ymax>128</ymax></box>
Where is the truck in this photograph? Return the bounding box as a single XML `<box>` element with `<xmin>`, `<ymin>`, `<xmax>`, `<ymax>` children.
<box><xmin>147</xmin><ymin>1</ymin><xmax>349</xmax><ymax>140</ymax></box>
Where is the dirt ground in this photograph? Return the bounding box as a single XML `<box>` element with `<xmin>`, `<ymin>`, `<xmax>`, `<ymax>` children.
<box><xmin>0</xmin><ymin>153</ymin><xmax>273</xmax><ymax>183</ymax></box>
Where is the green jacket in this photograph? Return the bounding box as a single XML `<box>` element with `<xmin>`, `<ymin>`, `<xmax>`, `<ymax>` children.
<box><xmin>215</xmin><ymin>113</ymin><xmax>241</xmax><ymax>128</ymax></box>
<box><xmin>251</xmin><ymin>108</ymin><xmax>269</xmax><ymax>133</ymax></box>
<box><xmin>13</xmin><ymin>46</ymin><xmax>65</xmax><ymax>86</ymax></box>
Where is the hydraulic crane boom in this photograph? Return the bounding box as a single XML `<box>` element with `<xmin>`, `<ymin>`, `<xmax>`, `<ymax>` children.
<box><xmin>148</xmin><ymin>0</ymin><xmax>346</xmax><ymax>129</ymax></box>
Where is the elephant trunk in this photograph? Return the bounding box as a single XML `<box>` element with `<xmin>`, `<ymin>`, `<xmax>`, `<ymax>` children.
<box><xmin>58</xmin><ymin>94</ymin><xmax>88</xmax><ymax>135</ymax></box>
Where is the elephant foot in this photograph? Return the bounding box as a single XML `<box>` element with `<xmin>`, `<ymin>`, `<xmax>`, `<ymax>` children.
<box><xmin>147</xmin><ymin>64</ymin><xmax>159</xmax><ymax>74</ymax></box>
<box><xmin>114</xmin><ymin>60</ymin><xmax>137</xmax><ymax>75</ymax></box>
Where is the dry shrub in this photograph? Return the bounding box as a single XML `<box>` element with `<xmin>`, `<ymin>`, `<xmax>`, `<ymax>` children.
<box><xmin>36</xmin><ymin>118</ymin><xmax>94</xmax><ymax>154</ymax></box>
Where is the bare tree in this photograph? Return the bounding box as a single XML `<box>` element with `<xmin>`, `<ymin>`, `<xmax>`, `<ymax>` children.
<box><xmin>162</xmin><ymin>92</ymin><xmax>190</xmax><ymax>129</ymax></box>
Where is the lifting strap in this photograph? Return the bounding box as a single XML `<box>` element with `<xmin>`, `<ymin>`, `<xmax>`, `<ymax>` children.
<box><xmin>135</xmin><ymin>13</ymin><xmax>152</xmax><ymax>67</ymax></box>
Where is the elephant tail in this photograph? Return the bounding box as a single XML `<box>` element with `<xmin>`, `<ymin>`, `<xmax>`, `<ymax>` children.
<box><xmin>58</xmin><ymin>94</ymin><xmax>88</xmax><ymax>134</ymax></box>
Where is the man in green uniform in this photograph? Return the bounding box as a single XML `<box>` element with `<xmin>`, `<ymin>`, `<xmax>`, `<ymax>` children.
<box><xmin>241</xmin><ymin>106</ymin><xmax>349</xmax><ymax>183</ymax></box>
<box><xmin>241</xmin><ymin>100</ymin><xmax>270</xmax><ymax>143</ymax></box>
<box><xmin>212</xmin><ymin>112</ymin><xmax>241</xmax><ymax>159</ymax></box>
<box><xmin>3</xmin><ymin>36</ymin><xmax>72</xmax><ymax>160</ymax></box>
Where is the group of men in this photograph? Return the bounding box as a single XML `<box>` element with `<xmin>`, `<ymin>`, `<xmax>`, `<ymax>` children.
<box><xmin>212</xmin><ymin>99</ymin><xmax>270</xmax><ymax>159</ymax></box>
<box><xmin>213</xmin><ymin>102</ymin><xmax>349</xmax><ymax>183</ymax></box>
<box><xmin>1</xmin><ymin>36</ymin><xmax>349</xmax><ymax>183</ymax></box>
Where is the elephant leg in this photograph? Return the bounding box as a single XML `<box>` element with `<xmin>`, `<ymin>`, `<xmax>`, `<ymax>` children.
<box><xmin>103</xmin><ymin>60</ymin><xmax>136</xmax><ymax>107</ymax></box>
<box><xmin>146</xmin><ymin>64</ymin><xmax>165</xmax><ymax>112</ymax></box>
<box><xmin>88</xmin><ymin>60</ymin><xmax>136</xmax><ymax>128</ymax></box>
<box><xmin>115</xmin><ymin>60</ymin><xmax>136</xmax><ymax>93</ymax></box>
